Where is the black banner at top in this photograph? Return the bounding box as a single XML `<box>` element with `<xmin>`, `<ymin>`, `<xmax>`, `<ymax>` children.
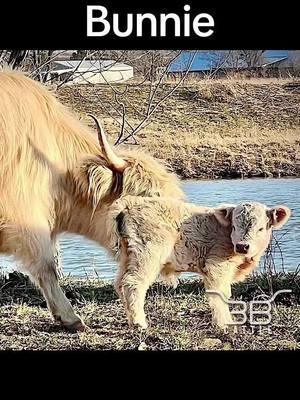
<box><xmin>1</xmin><ymin>1</ymin><xmax>298</xmax><ymax>49</ymax></box>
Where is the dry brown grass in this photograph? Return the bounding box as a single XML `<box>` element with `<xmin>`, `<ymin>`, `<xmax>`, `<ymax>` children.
<box><xmin>140</xmin><ymin>124</ymin><xmax>300</xmax><ymax>179</ymax></box>
<box><xmin>0</xmin><ymin>272</ymin><xmax>299</xmax><ymax>350</ymax></box>
<box><xmin>57</xmin><ymin>78</ymin><xmax>300</xmax><ymax>179</ymax></box>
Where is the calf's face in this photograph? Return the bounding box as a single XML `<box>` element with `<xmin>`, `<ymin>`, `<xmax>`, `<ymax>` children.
<box><xmin>215</xmin><ymin>202</ymin><xmax>291</xmax><ymax>258</ymax></box>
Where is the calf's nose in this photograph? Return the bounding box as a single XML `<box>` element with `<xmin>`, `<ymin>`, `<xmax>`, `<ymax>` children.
<box><xmin>235</xmin><ymin>243</ymin><xmax>250</xmax><ymax>254</ymax></box>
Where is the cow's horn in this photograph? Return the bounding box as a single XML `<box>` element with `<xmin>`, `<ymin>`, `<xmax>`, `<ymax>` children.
<box><xmin>88</xmin><ymin>114</ymin><xmax>128</xmax><ymax>172</ymax></box>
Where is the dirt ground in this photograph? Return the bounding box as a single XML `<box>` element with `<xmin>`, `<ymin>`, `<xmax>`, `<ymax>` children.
<box><xmin>0</xmin><ymin>272</ymin><xmax>299</xmax><ymax>350</ymax></box>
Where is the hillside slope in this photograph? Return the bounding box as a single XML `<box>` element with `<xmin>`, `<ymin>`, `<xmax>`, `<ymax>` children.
<box><xmin>58</xmin><ymin>79</ymin><xmax>300</xmax><ymax>179</ymax></box>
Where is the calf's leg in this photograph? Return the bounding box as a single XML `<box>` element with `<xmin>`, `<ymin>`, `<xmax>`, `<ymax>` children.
<box><xmin>116</xmin><ymin>246</ymin><xmax>162</xmax><ymax>329</ymax></box>
<box><xmin>203</xmin><ymin>260</ymin><xmax>237</xmax><ymax>328</ymax></box>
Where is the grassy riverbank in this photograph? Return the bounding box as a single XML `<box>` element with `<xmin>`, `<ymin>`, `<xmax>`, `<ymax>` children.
<box><xmin>58</xmin><ymin>78</ymin><xmax>300</xmax><ymax>179</ymax></box>
<box><xmin>0</xmin><ymin>271</ymin><xmax>299</xmax><ymax>350</ymax></box>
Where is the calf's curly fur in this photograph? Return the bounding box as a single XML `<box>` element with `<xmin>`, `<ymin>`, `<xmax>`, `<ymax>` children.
<box><xmin>106</xmin><ymin>196</ymin><xmax>290</xmax><ymax>329</ymax></box>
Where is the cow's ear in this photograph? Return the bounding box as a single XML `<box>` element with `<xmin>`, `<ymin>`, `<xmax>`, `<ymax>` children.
<box><xmin>214</xmin><ymin>205</ymin><xmax>235</xmax><ymax>227</ymax></box>
<box><xmin>267</xmin><ymin>205</ymin><xmax>291</xmax><ymax>230</ymax></box>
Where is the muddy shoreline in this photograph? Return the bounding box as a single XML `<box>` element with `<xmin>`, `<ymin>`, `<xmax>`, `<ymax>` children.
<box><xmin>172</xmin><ymin>167</ymin><xmax>300</xmax><ymax>180</ymax></box>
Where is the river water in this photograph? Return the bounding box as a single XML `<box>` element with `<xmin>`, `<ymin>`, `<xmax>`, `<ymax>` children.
<box><xmin>1</xmin><ymin>178</ymin><xmax>299</xmax><ymax>280</ymax></box>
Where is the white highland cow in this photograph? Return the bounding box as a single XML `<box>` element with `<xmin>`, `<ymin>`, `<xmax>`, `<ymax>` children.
<box><xmin>104</xmin><ymin>197</ymin><xmax>291</xmax><ymax>329</ymax></box>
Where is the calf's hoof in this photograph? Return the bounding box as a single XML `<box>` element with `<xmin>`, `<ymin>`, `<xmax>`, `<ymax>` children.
<box><xmin>129</xmin><ymin>320</ymin><xmax>148</xmax><ymax>331</ymax></box>
<box><xmin>212</xmin><ymin>317</ymin><xmax>234</xmax><ymax>331</ymax></box>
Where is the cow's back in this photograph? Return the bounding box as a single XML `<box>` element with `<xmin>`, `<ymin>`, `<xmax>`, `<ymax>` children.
<box><xmin>0</xmin><ymin>70</ymin><xmax>99</xmax><ymax>224</ymax></box>
<box><xmin>0</xmin><ymin>70</ymin><xmax>99</xmax><ymax>168</ymax></box>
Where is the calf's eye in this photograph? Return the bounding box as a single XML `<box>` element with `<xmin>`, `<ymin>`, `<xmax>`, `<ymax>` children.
<box><xmin>258</xmin><ymin>227</ymin><xmax>264</xmax><ymax>232</ymax></box>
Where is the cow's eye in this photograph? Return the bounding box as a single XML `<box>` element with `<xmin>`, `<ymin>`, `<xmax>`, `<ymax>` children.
<box><xmin>258</xmin><ymin>227</ymin><xmax>264</xmax><ymax>232</ymax></box>
<box><xmin>232</xmin><ymin>226</ymin><xmax>236</xmax><ymax>231</ymax></box>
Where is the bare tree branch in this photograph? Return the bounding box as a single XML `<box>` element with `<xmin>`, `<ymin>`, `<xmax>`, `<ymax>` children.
<box><xmin>116</xmin><ymin>51</ymin><xmax>197</xmax><ymax>145</ymax></box>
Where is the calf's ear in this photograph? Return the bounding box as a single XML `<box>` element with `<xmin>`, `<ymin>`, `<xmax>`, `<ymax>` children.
<box><xmin>267</xmin><ymin>205</ymin><xmax>291</xmax><ymax>230</ymax></box>
<box><xmin>214</xmin><ymin>205</ymin><xmax>235</xmax><ymax>227</ymax></box>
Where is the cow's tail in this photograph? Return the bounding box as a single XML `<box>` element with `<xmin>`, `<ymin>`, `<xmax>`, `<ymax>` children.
<box><xmin>107</xmin><ymin>202</ymin><xmax>130</xmax><ymax>260</ymax></box>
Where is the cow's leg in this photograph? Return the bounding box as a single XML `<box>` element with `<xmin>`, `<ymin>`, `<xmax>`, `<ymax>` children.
<box><xmin>118</xmin><ymin>250</ymin><xmax>162</xmax><ymax>329</ymax></box>
<box><xmin>53</xmin><ymin>240</ymin><xmax>63</xmax><ymax>279</ymax></box>
<box><xmin>29</xmin><ymin>258</ymin><xmax>85</xmax><ymax>331</ymax></box>
<box><xmin>203</xmin><ymin>260</ymin><xmax>237</xmax><ymax>328</ymax></box>
<box><xmin>12</xmin><ymin>230</ymin><xmax>85</xmax><ymax>331</ymax></box>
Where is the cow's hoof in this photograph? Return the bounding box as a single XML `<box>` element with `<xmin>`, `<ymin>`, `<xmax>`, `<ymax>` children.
<box><xmin>65</xmin><ymin>320</ymin><xmax>88</xmax><ymax>332</ymax></box>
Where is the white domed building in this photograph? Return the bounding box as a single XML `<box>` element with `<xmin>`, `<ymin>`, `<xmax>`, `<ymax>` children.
<box><xmin>48</xmin><ymin>59</ymin><xmax>133</xmax><ymax>85</ymax></box>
